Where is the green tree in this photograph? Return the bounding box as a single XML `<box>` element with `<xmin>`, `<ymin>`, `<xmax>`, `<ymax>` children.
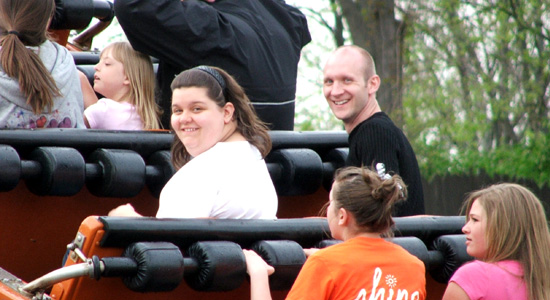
<box><xmin>402</xmin><ymin>0</ymin><xmax>550</xmax><ymax>184</ymax></box>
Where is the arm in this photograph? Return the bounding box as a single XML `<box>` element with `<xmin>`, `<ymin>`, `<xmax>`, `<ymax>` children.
<box><xmin>78</xmin><ymin>70</ymin><xmax>98</xmax><ymax>109</ymax></box>
<box><xmin>83</xmin><ymin>114</ymin><xmax>91</xmax><ymax>128</ymax></box>
<box><xmin>303</xmin><ymin>248</ymin><xmax>319</xmax><ymax>257</ymax></box>
<box><xmin>442</xmin><ymin>282</ymin><xmax>471</xmax><ymax>300</ymax></box>
<box><xmin>108</xmin><ymin>203</ymin><xmax>143</xmax><ymax>217</ymax></box>
<box><xmin>243</xmin><ymin>250</ymin><xmax>274</xmax><ymax>300</ymax></box>
<box><xmin>114</xmin><ymin>0</ymin><xmax>228</xmax><ymax>68</ymax></box>
<box><xmin>348</xmin><ymin>123</ymin><xmax>400</xmax><ymax>172</ymax></box>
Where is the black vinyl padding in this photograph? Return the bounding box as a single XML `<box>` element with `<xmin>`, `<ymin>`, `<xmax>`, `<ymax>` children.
<box><xmin>429</xmin><ymin>234</ymin><xmax>474</xmax><ymax>283</ymax></box>
<box><xmin>94</xmin><ymin>217</ymin><xmax>471</xmax><ymax>285</ymax></box>
<box><xmin>0</xmin><ymin>130</ymin><xmax>348</xmax><ymax>197</ymax></box>
<box><xmin>0</xmin><ymin>129</ymin><xmax>347</xmax><ymax>160</ymax></box>
<box><xmin>121</xmin><ymin>242</ymin><xmax>184</xmax><ymax>292</ymax></box>
<box><xmin>393</xmin><ymin>216</ymin><xmax>465</xmax><ymax>245</ymax></box>
<box><xmin>99</xmin><ymin>217</ymin><xmax>332</xmax><ymax>249</ymax></box>
<box><xmin>184</xmin><ymin>241</ymin><xmax>246</xmax><ymax>292</ymax></box>
<box><xmin>251</xmin><ymin>240</ymin><xmax>306</xmax><ymax>290</ymax></box>
<box><xmin>98</xmin><ymin>216</ymin><xmax>464</xmax><ymax>250</ymax></box>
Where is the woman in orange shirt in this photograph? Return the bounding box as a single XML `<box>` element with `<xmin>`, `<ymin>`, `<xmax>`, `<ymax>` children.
<box><xmin>244</xmin><ymin>165</ymin><xmax>426</xmax><ymax>300</ymax></box>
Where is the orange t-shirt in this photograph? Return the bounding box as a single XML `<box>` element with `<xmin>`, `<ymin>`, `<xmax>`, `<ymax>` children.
<box><xmin>286</xmin><ymin>237</ymin><xmax>426</xmax><ymax>300</ymax></box>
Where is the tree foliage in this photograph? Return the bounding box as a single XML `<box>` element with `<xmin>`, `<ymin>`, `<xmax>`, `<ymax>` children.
<box><xmin>401</xmin><ymin>0</ymin><xmax>550</xmax><ymax>185</ymax></box>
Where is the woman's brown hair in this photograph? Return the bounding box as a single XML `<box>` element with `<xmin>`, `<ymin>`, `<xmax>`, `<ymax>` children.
<box><xmin>170</xmin><ymin>66</ymin><xmax>271</xmax><ymax>169</ymax></box>
<box><xmin>330</xmin><ymin>166</ymin><xmax>407</xmax><ymax>236</ymax></box>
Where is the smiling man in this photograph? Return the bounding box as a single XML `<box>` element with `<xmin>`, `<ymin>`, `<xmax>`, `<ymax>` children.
<box><xmin>323</xmin><ymin>45</ymin><xmax>425</xmax><ymax>216</ymax></box>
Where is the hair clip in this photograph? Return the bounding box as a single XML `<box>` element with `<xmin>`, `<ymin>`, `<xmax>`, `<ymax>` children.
<box><xmin>376</xmin><ymin>163</ymin><xmax>391</xmax><ymax>180</ymax></box>
<box><xmin>375</xmin><ymin>163</ymin><xmax>404</xmax><ymax>199</ymax></box>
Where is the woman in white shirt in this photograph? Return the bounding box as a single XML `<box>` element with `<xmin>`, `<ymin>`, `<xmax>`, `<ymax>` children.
<box><xmin>109</xmin><ymin>66</ymin><xmax>277</xmax><ymax>219</ymax></box>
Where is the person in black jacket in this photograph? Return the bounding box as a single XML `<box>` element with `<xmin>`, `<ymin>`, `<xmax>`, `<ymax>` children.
<box><xmin>323</xmin><ymin>45</ymin><xmax>425</xmax><ymax>216</ymax></box>
<box><xmin>114</xmin><ymin>0</ymin><xmax>311</xmax><ymax>130</ymax></box>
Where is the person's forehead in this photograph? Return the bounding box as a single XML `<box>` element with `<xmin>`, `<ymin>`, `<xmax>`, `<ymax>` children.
<box><xmin>100</xmin><ymin>48</ymin><xmax>116</xmax><ymax>60</ymax></box>
<box><xmin>470</xmin><ymin>199</ymin><xmax>485</xmax><ymax>215</ymax></box>
<box><xmin>324</xmin><ymin>53</ymin><xmax>365</xmax><ymax>78</ymax></box>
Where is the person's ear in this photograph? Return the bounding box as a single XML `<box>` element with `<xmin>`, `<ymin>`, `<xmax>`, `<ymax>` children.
<box><xmin>367</xmin><ymin>75</ymin><xmax>380</xmax><ymax>94</ymax></box>
<box><xmin>223</xmin><ymin>102</ymin><xmax>235</xmax><ymax>123</ymax></box>
<box><xmin>338</xmin><ymin>208</ymin><xmax>349</xmax><ymax>226</ymax></box>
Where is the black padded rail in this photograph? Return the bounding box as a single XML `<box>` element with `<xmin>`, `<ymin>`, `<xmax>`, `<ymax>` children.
<box><xmin>94</xmin><ymin>217</ymin><xmax>471</xmax><ymax>288</ymax></box>
<box><xmin>270</xmin><ymin>131</ymin><xmax>348</xmax><ymax>156</ymax></box>
<box><xmin>393</xmin><ymin>216</ymin><xmax>465</xmax><ymax>245</ymax></box>
<box><xmin>0</xmin><ymin>129</ymin><xmax>173</xmax><ymax>158</ymax></box>
<box><xmin>97</xmin><ymin>216</ymin><xmax>465</xmax><ymax>250</ymax></box>
<box><xmin>0</xmin><ymin>129</ymin><xmax>347</xmax><ymax>158</ymax></box>
<box><xmin>51</xmin><ymin>0</ymin><xmax>114</xmax><ymax>30</ymax></box>
<box><xmin>0</xmin><ymin>130</ymin><xmax>349</xmax><ymax>197</ymax></box>
<box><xmin>72</xmin><ymin>51</ymin><xmax>102</xmax><ymax>65</ymax></box>
<box><xmin>98</xmin><ymin>217</ymin><xmax>331</xmax><ymax>249</ymax></box>
<box><xmin>72</xmin><ymin>52</ymin><xmax>160</xmax><ymax>65</ymax></box>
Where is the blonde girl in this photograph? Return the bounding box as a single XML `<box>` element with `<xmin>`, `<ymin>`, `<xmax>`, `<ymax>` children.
<box><xmin>84</xmin><ymin>41</ymin><xmax>161</xmax><ymax>130</ymax></box>
<box><xmin>443</xmin><ymin>183</ymin><xmax>550</xmax><ymax>300</ymax></box>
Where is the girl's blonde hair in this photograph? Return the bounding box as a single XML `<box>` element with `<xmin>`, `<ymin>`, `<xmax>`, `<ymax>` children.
<box><xmin>102</xmin><ymin>41</ymin><xmax>161</xmax><ymax>129</ymax></box>
<box><xmin>0</xmin><ymin>0</ymin><xmax>60</xmax><ymax>114</ymax></box>
<box><xmin>463</xmin><ymin>183</ymin><xmax>550</xmax><ymax>300</ymax></box>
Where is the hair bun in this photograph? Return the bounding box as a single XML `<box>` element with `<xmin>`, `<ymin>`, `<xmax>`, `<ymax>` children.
<box><xmin>371</xmin><ymin>187</ymin><xmax>385</xmax><ymax>202</ymax></box>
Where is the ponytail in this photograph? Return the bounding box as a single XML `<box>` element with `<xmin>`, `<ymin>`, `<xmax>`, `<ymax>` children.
<box><xmin>0</xmin><ymin>0</ymin><xmax>60</xmax><ymax>114</ymax></box>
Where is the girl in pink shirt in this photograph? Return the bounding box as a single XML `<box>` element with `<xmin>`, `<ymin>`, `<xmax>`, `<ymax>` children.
<box><xmin>443</xmin><ymin>183</ymin><xmax>550</xmax><ymax>300</ymax></box>
<box><xmin>83</xmin><ymin>41</ymin><xmax>161</xmax><ymax>130</ymax></box>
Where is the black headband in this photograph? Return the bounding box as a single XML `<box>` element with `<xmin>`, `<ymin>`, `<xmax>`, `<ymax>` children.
<box><xmin>194</xmin><ymin>65</ymin><xmax>226</xmax><ymax>90</ymax></box>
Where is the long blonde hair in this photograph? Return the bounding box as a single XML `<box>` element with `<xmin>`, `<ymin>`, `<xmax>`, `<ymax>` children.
<box><xmin>0</xmin><ymin>0</ymin><xmax>60</xmax><ymax>114</ymax></box>
<box><xmin>464</xmin><ymin>183</ymin><xmax>550</xmax><ymax>300</ymax></box>
<box><xmin>102</xmin><ymin>42</ymin><xmax>161</xmax><ymax>129</ymax></box>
